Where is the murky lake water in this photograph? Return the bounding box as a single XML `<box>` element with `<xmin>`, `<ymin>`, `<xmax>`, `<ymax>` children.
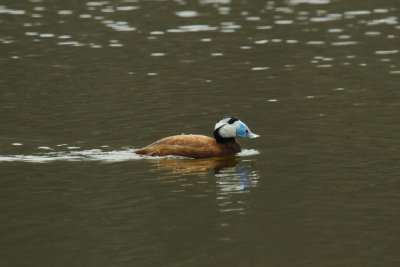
<box><xmin>1</xmin><ymin>0</ymin><xmax>400</xmax><ymax>266</ymax></box>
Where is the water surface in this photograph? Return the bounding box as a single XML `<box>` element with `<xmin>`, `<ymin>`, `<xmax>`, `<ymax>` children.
<box><xmin>1</xmin><ymin>0</ymin><xmax>400</xmax><ymax>266</ymax></box>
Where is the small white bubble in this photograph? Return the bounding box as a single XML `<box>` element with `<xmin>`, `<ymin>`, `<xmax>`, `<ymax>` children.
<box><xmin>255</xmin><ymin>40</ymin><xmax>268</xmax><ymax>44</ymax></box>
<box><xmin>373</xmin><ymin>8</ymin><xmax>389</xmax><ymax>13</ymax></box>
<box><xmin>256</xmin><ymin>25</ymin><xmax>273</xmax><ymax>30</ymax></box>
<box><xmin>57</xmin><ymin>144</ymin><xmax>68</xmax><ymax>147</ymax></box>
<box><xmin>365</xmin><ymin>31</ymin><xmax>381</xmax><ymax>36</ymax></box>
<box><xmin>116</xmin><ymin>6</ymin><xmax>139</xmax><ymax>11</ymax></box>
<box><xmin>57</xmin><ymin>10</ymin><xmax>73</xmax><ymax>15</ymax></box>
<box><xmin>12</xmin><ymin>143</ymin><xmax>23</xmax><ymax>146</ymax></box>
<box><xmin>38</xmin><ymin>146</ymin><xmax>53</xmax><ymax>150</ymax></box>
<box><xmin>375</xmin><ymin>50</ymin><xmax>399</xmax><ymax>55</ymax></box>
<box><xmin>79</xmin><ymin>14</ymin><xmax>92</xmax><ymax>18</ymax></box>
<box><xmin>33</xmin><ymin>6</ymin><xmax>44</xmax><ymax>11</ymax></box>
<box><xmin>58</xmin><ymin>35</ymin><xmax>71</xmax><ymax>39</ymax></box>
<box><xmin>246</xmin><ymin>16</ymin><xmax>261</xmax><ymax>21</ymax></box>
<box><xmin>252</xmin><ymin>67</ymin><xmax>269</xmax><ymax>71</ymax></box>
<box><xmin>175</xmin><ymin>10</ymin><xmax>199</xmax><ymax>17</ymax></box>
<box><xmin>109</xmin><ymin>43</ymin><xmax>123</xmax><ymax>47</ymax></box>
<box><xmin>151</xmin><ymin>52</ymin><xmax>165</xmax><ymax>57</ymax></box>
<box><xmin>307</xmin><ymin>40</ymin><xmax>325</xmax><ymax>45</ymax></box>
<box><xmin>275</xmin><ymin>20</ymin><xmax>293</xmax><ymax>25</ymax></box>
<box><xmin>328</xmin><ymin>28</ymin><xmax>343</xmax><ymax>33</ymax></box>
<box><xmin>338</xmin><ymin>35</ymin><xmax>351</xmax><ymax>39</ymax></box>
<box><xmin>87</xmin><ymin>1</ymin><xmax>105</xmax><ymax>7</ymax></box>
<box><xmin>40</xmin><ymin>33</ymin><xmax>55</xmax><ymax>38</ymax></box>
<box><xmin>150</xmin><ymin>31</ymin><xmax>164</xmax><ymax>35</ymax></box>
<box><xmin>316</xmin><ymin>64</ymin><xmax>333</xmax><ymax>68</ymax></box>
<box><xmin>331</xmin><ymin>41</ymin><xmax>358</xmax><ymax>46</ymax></box>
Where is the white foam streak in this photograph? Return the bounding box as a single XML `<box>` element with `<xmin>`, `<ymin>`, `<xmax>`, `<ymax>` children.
<box><xmin>0</xmin><ymin>149</ymin><xmax>141</xmax><ymax>163</ymax></box>
<box><xmin>238</xmin><ymin>149</ymin><xmax>260</xmax><ymax>157</ymax></box>
<box><xmin>0</xmin><ymin>148</ymin><xmax>260</xmax><ymax>163</ymax></box>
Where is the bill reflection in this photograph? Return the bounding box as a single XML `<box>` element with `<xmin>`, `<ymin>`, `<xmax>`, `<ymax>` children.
<box><xmin>216</xmin><ymin>164</ymin><xmax>259</xmax><ymax>214</ymax></box>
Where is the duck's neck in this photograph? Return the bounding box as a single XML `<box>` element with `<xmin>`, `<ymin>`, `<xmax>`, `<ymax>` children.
<box><xmin>213</xmin><ymin>129</ymin><xmax>236</xmax><ymax>144</ymax></box>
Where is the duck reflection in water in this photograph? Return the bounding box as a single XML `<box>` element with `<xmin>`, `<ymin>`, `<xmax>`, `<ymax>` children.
<box><xmin>145</xmin><ymin>155</ymin><xmax>240</xmax><ymax>176</ymax></box>
<box><xmin>145</xmin><ymin>155</ymin><xmax>260</xmax><ymax>214</ymax></box>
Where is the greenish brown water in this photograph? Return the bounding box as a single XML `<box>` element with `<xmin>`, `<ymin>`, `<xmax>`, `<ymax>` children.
<box><xmin>1</xmin><ymin>0</ymin><xmax>400</xmax><ymax>266</ymax></box>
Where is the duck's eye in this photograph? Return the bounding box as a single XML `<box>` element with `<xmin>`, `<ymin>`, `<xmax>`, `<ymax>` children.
<box><xmin>227</xmin><ymin>117</ymin><xmax>238</xmax><ymax>124</ymax></box>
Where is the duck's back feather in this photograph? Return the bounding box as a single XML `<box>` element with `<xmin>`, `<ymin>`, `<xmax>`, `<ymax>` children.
<box><xmin>135</xmin><ymin>135</ymin><xmax>241</xmax><ymax>158</ymax></box>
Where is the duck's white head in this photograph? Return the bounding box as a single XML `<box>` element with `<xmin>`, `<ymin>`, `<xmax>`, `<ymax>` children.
<box><xmin>213</xmin><ymin>116</ymin><xmax>259</xmax><ymax>143</ymax></box>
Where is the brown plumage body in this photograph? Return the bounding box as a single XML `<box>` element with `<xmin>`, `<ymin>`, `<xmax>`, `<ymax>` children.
<box><xmin>135</xmin><ymin>135</ymin><xmax>241</xmax><ymax>158</ymax></box>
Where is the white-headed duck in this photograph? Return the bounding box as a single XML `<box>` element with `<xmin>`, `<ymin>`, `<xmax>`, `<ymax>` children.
<box><xmin>135</xmin><ymin>116</ymin><xmax>259</xmax><ymax>158</ymax></box>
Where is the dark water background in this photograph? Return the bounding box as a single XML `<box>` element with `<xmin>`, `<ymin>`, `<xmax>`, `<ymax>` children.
<box><xmin>1</xmin><ymin>0</ymin><xmax>400</xmax><ymax>266</ymax></box>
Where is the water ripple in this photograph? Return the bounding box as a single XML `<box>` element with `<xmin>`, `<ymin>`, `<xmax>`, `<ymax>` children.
<box><xmin>0</xmin><ymin>147</ymin><xmax>260</xmax><ymax>163</ymax></box>
<box><xmin>168</xmin><ymin>25</ymin><xmax>218</xmax><ymax>33</ymax></box>
<box><xmin>0</xmin><ymin>149</ymin><xmax>140</xmax><ymax>163</ymax></box>
<box><xmin>288</xmin><ymin>0</ymin><xmax>330</xmax><ymax>4</ymax></box>
<box><xmin>175</xmin><ymin>11</ymin><xmax>199</xmax><ymax>17</ymax></box>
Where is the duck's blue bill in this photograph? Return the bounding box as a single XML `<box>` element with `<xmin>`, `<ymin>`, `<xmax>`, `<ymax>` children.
<box><xmin>236</xmin><ymin>121</ymin><xmax>260</xmax><ymax>138</ymax></box>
